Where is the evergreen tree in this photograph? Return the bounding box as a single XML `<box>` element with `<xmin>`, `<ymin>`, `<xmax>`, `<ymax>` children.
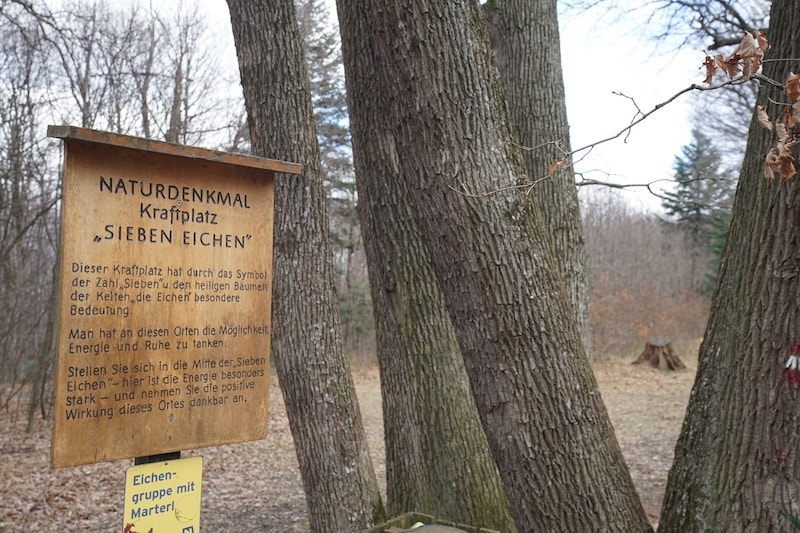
<box><xmin>297</xmin><ymin>0</ymin><xmax>374</xmax><ymax>352</ymax></box>
<box><xmin>296</xmin><ymin>0</ymin><xmax>351</xmax><ymax>183</ymax></box>
<box><xmin>662</xmin><ymin>128</ymin><xmax>734</xmax><ymax>291</ymax></box>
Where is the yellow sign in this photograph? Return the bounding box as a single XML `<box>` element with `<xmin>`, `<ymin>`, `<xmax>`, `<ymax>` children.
<box><xmin>123</xmin><ymin>456</ymin><xmax>203</xmax><ymax>533</ymax></box>
<box><xmin>49</xmin><ymin>126</ymin><xmax>302</xmax><ymax>468</ymax></box>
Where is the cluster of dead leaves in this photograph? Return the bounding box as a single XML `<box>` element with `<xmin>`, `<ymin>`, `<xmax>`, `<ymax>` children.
<box><xmin>760</xmin><ymin>72</ymin><xmax>800</xmax><ymax>183</ymax></box>
<box><xmin>703</xmin><ymin>31</ymin><xmax>799</xmax><ymax>184</ymax></box>
<box><xmin>702</xmin><ymin>31</ymin><xmax>769</xmax><ymax>83</ymax></box>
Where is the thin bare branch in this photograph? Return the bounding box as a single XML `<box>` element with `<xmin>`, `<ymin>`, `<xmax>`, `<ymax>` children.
<box><xmin>451</xmin><ymin>74</ymin><xmax>776</xmax><ymax>199</ymax></box>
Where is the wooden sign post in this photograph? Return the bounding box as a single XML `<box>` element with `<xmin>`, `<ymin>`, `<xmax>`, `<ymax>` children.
<box><xmin>49</xmin><ymin>126</ymin><xmax>301</xmax><ymax>468</ymax></box>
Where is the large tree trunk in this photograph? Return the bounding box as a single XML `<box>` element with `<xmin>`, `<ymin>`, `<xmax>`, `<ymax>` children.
<box><xmin>336</xmin><ymin>1</ymin><xmax>650</xmax><ymax>531</ymax></box>
<box><xmin>486</xmin><ymin>0</ymin><xmax>592</xmax><ymax>361</ymax></box>
<box><xmin>226</xmin><ymin>2</ymin><xmax>385</xmax><ymax>531</ymax></box>
<box><xmin>345</xmin><ymin>16</ymin><xmax>516</xmax><ymax>526</ymax></box>
<box><xmin>659</xmin><ymin>1</ymin><xmax>800</xmax><ymax>530</ymax></box>
<box><xmin>357</xmin><ymin>162</ymin><xmax>516</xmax><ymax>532</ymax></box>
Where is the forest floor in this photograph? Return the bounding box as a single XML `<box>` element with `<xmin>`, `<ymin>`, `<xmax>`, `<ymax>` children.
<box><xmin>0</xmin><ymin>353</ymin><xmax>696</xmax><ymax>532</ymax></box>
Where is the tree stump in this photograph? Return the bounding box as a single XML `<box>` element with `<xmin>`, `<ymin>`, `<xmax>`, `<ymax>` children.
<box><xmin>632</xmin><ymin>337</ymin><xmax>685</xmax><ymax>370</ymax></box>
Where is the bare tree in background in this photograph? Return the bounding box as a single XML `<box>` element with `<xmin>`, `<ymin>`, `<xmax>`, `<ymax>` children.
<box><xmin>156</xmin><ymin>3</ymin><xmax>219</xmax><ymax>145</ymax></box>
<box><xmin>670</xmin><ymin>0</ymin><xmax>770</xmax><ymax>172</ymax></box>
<box><xmin>46</xmin><ymin>0</ymin><xmax>108</xmax><ymax>129</ymax></box>
<box><xmin>583</xmin><ymin>190</ymin><xmax>710</xmax><ymax>356</ymax></box>
<box><xmin>578</xmin><ymin>0</ymin><xmax>769</xmax><ymax>173</ymax></box>
<box><xmin>42</xmin><ymin>0</ymin><xmax>233</xmax><ymax>143</ymax></box>
<box><xmin>0</xmin><ymin>3</ymin><xmax>59</xmax><ymax>415</ymax></box>
<box><xmin>0</xmin><ymin>0</ymin><xmax>250</xmax><ymax>424</ymax></box>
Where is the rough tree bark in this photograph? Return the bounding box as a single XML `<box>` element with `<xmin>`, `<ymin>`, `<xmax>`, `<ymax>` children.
<box><xmin>226</xmin><ymin>1</ymin><xmax>385</xmax><ymax>531</ymax></box>
<box><xmin>356</xmin><ymin>164</ymin><xmax>516</xmax><ymax>531</ymax></box>
<box><xmin>337</xmin><ymin>1</ymin><xmax>651</xmax><ymax>531</ymax></box>
<box><xmin>659</xmin><ymin>0</ymin><xmax>800</xmax><ymax>529</ymax></box>
<box><xmin>486</xmin><ymin>0</ymin><xmax>592</xmax><ymax>360</ymax></box>
<box><xmin>344</xmin><ymin>8</ymin><xmax>516</xmax><ymax>525</ymax></box>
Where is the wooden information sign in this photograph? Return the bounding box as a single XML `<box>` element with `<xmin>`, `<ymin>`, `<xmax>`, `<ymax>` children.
<box><xmin>49</xmin><ymin>126</ymin><xmax>301</xmax><ymax>468</ymax></box>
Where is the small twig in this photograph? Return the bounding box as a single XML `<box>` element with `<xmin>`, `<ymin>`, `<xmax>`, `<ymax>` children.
<box><xmin>451</xmin><ymin>71</ymin><xmax>787</xmax><ymax>199</ymax></box>
<box><xmin>576</xmin><ymin>176</ymin><xmax>677</xmax><ymax>202</ymax></box>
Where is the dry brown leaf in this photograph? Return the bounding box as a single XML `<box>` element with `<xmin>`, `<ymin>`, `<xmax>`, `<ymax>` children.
<box><xmin>757</xmin><ymin>105</ymin><xmax>773</xmax><ymax>130</ymax></box>
<box><xmin>764</xmin><ymin>140</ymin><xmax>798</xmax><ymax>184</ymax></box>
<box><xmin>776</xmin><ymin>121</ymin><xmax>789</xmax><ymax>142</ymax></box>
<box><xmin>783</xmin><ymin>107</ymin><xmax>796</xmax><ymax>130</ymax></box>
<box><xmin>764</xmin><ymin>148</ymin><xmax>780</xmax><ymax>179</ymax></box>
<box><xmin>793</xmin><ymin>100</ymin><xmax>800</xmax><ymax>124</ymax></box>
<box><xmin>742</xmin><ymin>55</ymin><xmax>763</xmax><ymax>80</ymax></box>
<box><xmin>715</xmin><ymin>53</ymin><xmax>741</xmax><ymax>78</ymax></box>
<box><xmin>732</xmin><ymin>32</ymin><xmax>765</xmax><ymax>80</ymax></box>
<box><xmin>732</xmin><ymin>31</ymin><xmax>758</xmax><ymax>61</ymax></box>
<box><xmin>702</xmin><ymin>55</ymin><xmax>717</xmax><ymax>84</ymax></box>
<box><xmin>779</xmin><ymin>156</ymin><xmax>797</xmax><ymax>184</ymax></box>
<box><xmin>786</xmin><ymin>72</ymin><xmax>800</xmax><ymax>103</ymax></box>
<box><xmin>548</xmin><ymin>158</ymin><xmax>568</xmax><ymax>176</ymax></box>
<box><xmin>710</xmin><ymin>31</ymin><xmax>766</xmax><ymax>82</ymax></box>
<box><xmin>757</xmin><ymin>31</ymin><xmax>770</xmax><ymax>52</ymax></box>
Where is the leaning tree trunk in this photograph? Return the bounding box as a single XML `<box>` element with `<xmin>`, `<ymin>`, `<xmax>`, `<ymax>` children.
<box><xmin>336</xmin><ymin>1</ymin><xmax>651</xmax><ymax>531</ymax></box>
<box><xmin>345</xmin><ymin>16</ymin><xmax>516</xmax><ymax>525</ymax></box>
<box><xmin>486</xmin><ymin>0</ymin><xmax>592</xmax><ymax>361</ymax></box>
<box><xmin>226</xmin><ymin>2</ymin><xmax>385</xmax><ymax>531</ymax></box>
<box><xmin>659</xmin><ymin>1</ymin><xmax>800</xmax><ymax>530</ymax></box>
<box><xmin>356</xmin><ymin>160</ymin><xmax>516</xmax><ymax>532</ymax></box>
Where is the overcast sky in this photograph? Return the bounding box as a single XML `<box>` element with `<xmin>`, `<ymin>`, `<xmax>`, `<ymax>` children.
<box><xmin>204</xmin><ymin>0</ymin><xmax>700</xmax><ymax>213</ymax></box>
<box><xmin>559</xmin><ymin>5</ymin><xmax>700</xmax><ymax>212</ymax></box>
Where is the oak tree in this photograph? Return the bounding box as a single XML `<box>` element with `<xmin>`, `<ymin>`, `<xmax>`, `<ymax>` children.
<box><xmin>227</xmin><ymin>1</ymin><xmax>385</xmax><ymax>531</ymax></box>
<box><xmin>486</xmin><ymin>0</ymin><xmax>592</xmax><ymax>360</ymax></box>
<box><xmin>337</xmin><ymin>0</ymin><xmax>651</xmax><ymax>530</ymax></box>
<box><xmin>659</xmin><ymin>0</ymin><xmax>800</xmax><ymax>529</ymax></box>
<box><xmin>339</xmin><ymin>0</ymin><xmax>516</xmax><ymax>525</ymax></box>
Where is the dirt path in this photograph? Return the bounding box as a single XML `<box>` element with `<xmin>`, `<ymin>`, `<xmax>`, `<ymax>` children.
<box><xmin>0</xmin><ymin>360</ymin><xmax>694</xmax><ymax>532</ymax></box>
<box><xmin>593</xmin><ymin>359</ymin><xmax>696</xmax><ymax>527</ymax></box>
